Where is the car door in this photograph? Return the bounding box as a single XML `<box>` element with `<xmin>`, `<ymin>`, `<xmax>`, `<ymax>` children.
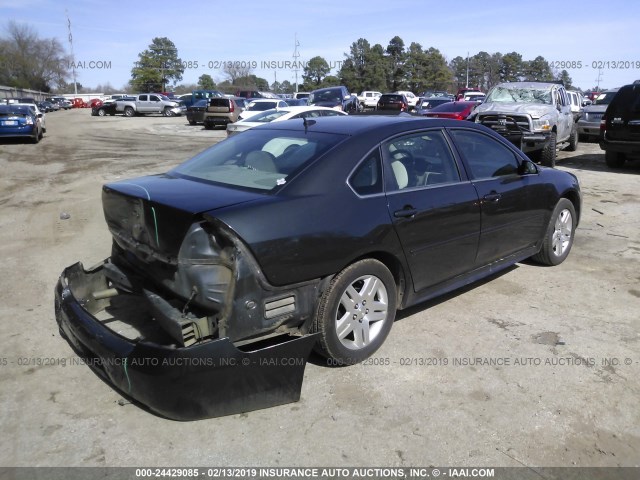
<box><xmin>136</xmin><ymin>95</ymin><xmax>151</xmax><ymax>113</ymax></box>
<box><xmin>448</xmin><ymin>128</ymin><xmax>548</xmax><ymax>266</ymax></box>
<box><xmin>556</xmin><ymin>87</ymin><xmax>572</xmax><ymax>141</ymax></box>
<box><xmin>149</xmin><ymin>94</ymin><xmax>163</xmax><ymax>113</ymax></box>
<box><xmin>383</xmin><ymin>129</ymin><xmax>481</xmax><ymax>292</ymax></box>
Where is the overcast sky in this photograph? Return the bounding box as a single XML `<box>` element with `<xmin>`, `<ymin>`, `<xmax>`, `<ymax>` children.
<box><xmin>3</xmin><ymin>0</ymin><xmax>639</xmax><ymax>92</ymax></box>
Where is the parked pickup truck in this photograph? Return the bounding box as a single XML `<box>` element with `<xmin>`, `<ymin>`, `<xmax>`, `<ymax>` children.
<box><xmin>472</xmin><ymin>81</ymin><xmax>578</xmax><ymax>167</ymax></box>
<box><xmin>116</xmin><ymin>94</ymin><xmax>183</xmax><ymax>117</ymax></box>
<box><xmin>357</xmin><ymin>91</ymin><xmax>382</xmax><ymax>110</ymax></box>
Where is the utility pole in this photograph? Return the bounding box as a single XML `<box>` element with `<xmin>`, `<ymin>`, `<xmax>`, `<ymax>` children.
<box><xmin>465</xmin><ymin>51</ymin><xmax>469</xmax><ymax>88</ymax></box>
<box><xmin>66</xmin><ymin>10</ymin><xmax>78</xmax><ymax>95</ymax></box>
<box><xmin>596</xmin><ymin>69</ymin><xmax>603</xmax><ymax>91</ymax></box>
<box><xmin>293</xmin><ymin>33</ymin><xmax>300</xmax><ymax>93</ymax></box>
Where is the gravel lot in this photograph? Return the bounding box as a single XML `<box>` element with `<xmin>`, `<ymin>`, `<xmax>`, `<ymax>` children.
<box><xmin>0</xmin><ymin>109</ymin><xmax>638</xmax><ymax>468</ymax></box>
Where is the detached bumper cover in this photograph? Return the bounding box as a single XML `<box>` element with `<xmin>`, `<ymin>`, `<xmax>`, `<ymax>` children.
<box><xmin>54</xmin><ymin>262</ymin><xmax>318</xmax><ymax>421</ymax></box>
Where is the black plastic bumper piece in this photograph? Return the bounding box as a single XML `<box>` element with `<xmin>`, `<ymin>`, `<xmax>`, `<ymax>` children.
<box><xmin>54</xmin><ymin>262</ymin><xmax>319</xmax><ymax>421</ymax></box>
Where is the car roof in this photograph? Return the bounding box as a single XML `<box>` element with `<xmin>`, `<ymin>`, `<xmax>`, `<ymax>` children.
<box><xmin>494</xmin><ymin>82</ymin><xmax>560</xmax><ymax>89</ymax></box>
<box><xmin>253</xmin><ymin>114</ymin><xmax>481</xmax><ymax>137</ymax></box>
<box><xmin>311</xmin><ymin>86</ymin><xmax>343</xmax><ymax>92</ymax></box>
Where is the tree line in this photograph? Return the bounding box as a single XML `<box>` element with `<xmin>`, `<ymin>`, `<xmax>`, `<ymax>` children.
<box><xmin>129</xmin><ymin>35</ymin><xmax>576</xmax><ymax>96</ymax></box>
<box><xmin>0</xmin><ymin>22</ymin><xmax>584</xmax><ymax>95</ymax></box>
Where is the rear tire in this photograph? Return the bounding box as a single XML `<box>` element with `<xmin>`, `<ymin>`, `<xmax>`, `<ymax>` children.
<box><xmin>532</xmin><ymin>198</ymin><xmax>576</xmax><ymax>266</ymax></box>
<box><xmin>567</xmin><ymin>128</ymin><xmax>578</xmax><ymax>152</ymax></box>
<box><xmin>312</xmin><ymin>259</ymin><xmax>397</xmax><ymax>365</ymax></box>
<box><xmin>605</xmin><ymin>150</ymin><xmax>626</xmax><ymax>168</ymax></box>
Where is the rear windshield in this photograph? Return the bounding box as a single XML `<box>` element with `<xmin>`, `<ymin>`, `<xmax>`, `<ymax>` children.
<box><xmin>246</xmin><ymin>101</ymin><xmax>277</xmax><ymax>111</ymax></box>
<box><xmin>209</xmin><ymin>98</ymin><xmax>230</xmax><ymax>107</ymax></box>
<box><xmin>0</xmin><ymin>105</ymin><xmax>31</xmax><ymax>116</ymax></box>
<box><xmin>309</xmin><ymin>89</ymin><xmax>343</xmax><ymax>103</ymax></box>
<box><xmin>171</xmin><ymin>129</ymin><xmax>348</xmax><ymax>192</ymax></box>
<box><xmin>381</xmin><ymin>95</ymin><xmax>403</xmax><ymax>101</ymax></box>
<box><xmin>428</xmin><ymin>102</ymin><xmax>465</xmax><ymax>112</ymax></box>
<box><xmin>594</xmin><ymin>91</ymin><xmax>619</xmax><ymax>105</ymax></box>
<box><xmin>244</xmin><ymin>109</ymin><xmax>289</xmax><ymax>123</ymax></box>
<box><xmin>607</xmin><ymin>86</ymin><xmax>640</xmax><ymax>114</ymax></box>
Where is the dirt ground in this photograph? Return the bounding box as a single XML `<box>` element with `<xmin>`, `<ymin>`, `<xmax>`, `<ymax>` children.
<box><xmin>0</xmin><ymin>109</ymin><xmax>638</xmax><ymax>468</ymax></box>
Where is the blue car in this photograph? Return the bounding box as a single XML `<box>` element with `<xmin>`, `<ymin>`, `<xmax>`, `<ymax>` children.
<box><xmin>0</xmin><ymin>104</ymin><xmax>43</xmax><ymax>143</ymax></box>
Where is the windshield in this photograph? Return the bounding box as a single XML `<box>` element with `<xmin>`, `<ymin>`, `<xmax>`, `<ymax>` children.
<box><xmin>486</xmin><ymin>86</ymin><xmax>552</xmax><ymax>104</ymax></box>
<box><xmin>247</xmin><ymin>101</ymin><xmax>277</xmax><ymax>111</ymax></box>
<box><xmin>171</xmin><ymin>129</ymin><xmax>348</xmax><ymax>192</ymax></box>
<box><xmin>594</xmin><ymin>92</ymin><xmax>617</xmax><ymax>105</ymax></box>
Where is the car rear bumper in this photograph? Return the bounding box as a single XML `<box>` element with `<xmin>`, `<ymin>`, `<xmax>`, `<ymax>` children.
<box><xmin>54</xmin><ymin>262</ymin><xmax>319</xmax><ymax>421</ymax></box>
<box><xmin>0</xmin><ymin>125</ymin><xmax>37</xmax><ymax>138</ymax></box>
<box><xmin>600</xmin><ymin>137</ymin><xmax>640</xmax><ymax>155</ymax></box>
<box><xmin>204</xmin><ymin>116</ymin><xmax>232</xmax><ymax>126</ymax></box>
<box><xmin>577</xmin><ymin>121</ymin><xmax>600</xmax><ymax>136</ymax></box>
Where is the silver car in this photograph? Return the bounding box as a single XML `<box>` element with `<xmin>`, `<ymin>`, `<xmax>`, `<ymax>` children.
<box><xmin>577</xmin><ymin>88</ymin><xmax>619</xmax><ymax>141</ymax></box>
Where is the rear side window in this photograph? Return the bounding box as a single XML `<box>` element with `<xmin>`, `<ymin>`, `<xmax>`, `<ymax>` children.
<box><xmin>349</xmin><ymin>150</ymin><xmax>383</xmax><ymax>196</ymax></box>
<box><xmin>383</xmin><ymin>130</ymin><xmax>461</xmax><ymax>190</ymax></box>
<box><xmin>607</xmin><ymin>85</ymin><xmax>640</xmax><ymax>114</ymax></box>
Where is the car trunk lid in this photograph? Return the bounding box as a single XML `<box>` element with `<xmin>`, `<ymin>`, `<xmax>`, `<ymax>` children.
<box><xmin>103</xmin><ymin>174</ymin><xmax>264</xmax><ymax>259</ymax></box>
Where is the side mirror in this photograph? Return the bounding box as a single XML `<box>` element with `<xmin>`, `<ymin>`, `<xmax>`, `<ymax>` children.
<box><xmin>518</xmin><ymin>159</ymin><xmax>538</xmax><ymax>175</ymax></box>
<box><xmin>37</xmin><ymin>113</ymin><xmax>43</xmax><ymax>118</ymax></box>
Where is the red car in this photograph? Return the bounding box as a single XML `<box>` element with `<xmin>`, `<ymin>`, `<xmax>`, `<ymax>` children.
<box><xmin>423</xmin><ymin>101</ymin><xmax>477</xmax><ymax>120</ymax></box>
<box><xmin>71</xmin><ymin>98</ymin><xmax>87</xmax><ymax>108</ymax></box>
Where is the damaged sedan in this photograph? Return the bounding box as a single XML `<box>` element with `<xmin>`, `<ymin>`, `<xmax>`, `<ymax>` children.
<box><xmin>55</xmin><ymin>116</ymin><xmax>581</xmax><ymax>420</ymax></box>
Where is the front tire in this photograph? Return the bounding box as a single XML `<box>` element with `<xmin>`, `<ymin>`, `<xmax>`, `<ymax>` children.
<box><xmin>313</xmin><ymin>259</ymin><xmax>397</xmax><ymax>365</ymax></box>
<box><xmin>98</xmin><ymin>108</ymin><xmax>106</xmax><ymax>117</ymax></box>
<box><xmin>532</xmin><ymin>198</ymin><xmax>576</xmax><ymax>266</ymax></box>
<box><xmin>540</xmin><ymin>131</ymin><xmax>557</xmax><ymax>167</ymax></box>
<box><xmin>163</xmin><ymin>107</ymin><xmax>175</xmax><ymax>117</ymax></box>
<box><xmin>124</xmin><ymin>107</ymin><xmax>135</xmax><ymax>117</ymax></box>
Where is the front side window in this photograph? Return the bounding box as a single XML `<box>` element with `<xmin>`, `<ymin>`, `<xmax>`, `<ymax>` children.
<box><xmin>383</xmin><ymin>130</ymin><xmax>461</xmax><ymax>191</ymax></box>
<box><xmin>449</xmin><ymin>129</ymin><xmax>520</xmax><ymax>180</ymax></box>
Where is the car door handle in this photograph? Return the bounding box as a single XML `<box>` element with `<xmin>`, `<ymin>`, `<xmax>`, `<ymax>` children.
<box><xmin>394</xmin><ymin>206</ymin><xmax>418</xmax><ymax>218</ymax></box>
<box><xmin>483</xmin><ymin>193</ymin><xmax>501</xmax><ymax>203</ymax></box>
